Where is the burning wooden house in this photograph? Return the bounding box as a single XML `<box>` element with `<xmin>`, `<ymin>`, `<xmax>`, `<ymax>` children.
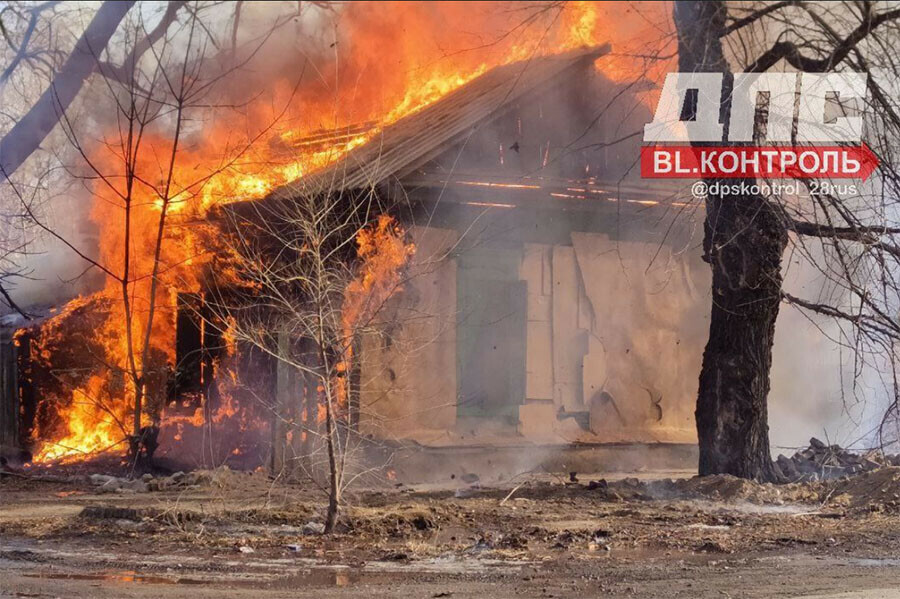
<box><xmin>224</xmin><ymin>44</ymin><xmax>708</xmax><ymax>475</ymax></box>
<box><xmin>1</xmin><ymin>44</ymin><xmax>707</xmax><ymax>476</ymax></box>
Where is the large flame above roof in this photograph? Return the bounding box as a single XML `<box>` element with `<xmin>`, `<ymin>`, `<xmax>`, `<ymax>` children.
<box><xmin>29</xmin><ymin>0</ymin><xmax>672</xmax><ymax>463</ymax></box>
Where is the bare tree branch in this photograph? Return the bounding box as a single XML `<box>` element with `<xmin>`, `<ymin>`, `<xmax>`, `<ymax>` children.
<box><xmin>747</xmin><ymin>5</ymin><xmax>900</xmax><ymax>72</ymax></box>
<box><xmin>0</xmin><ymin>1</ymin><xmax>61</xmax><ymax>88</ymax></box>
<box><xmin>0</xmin><ymin>1</ymin><xmax>134</xmax><ymax>177</ymax></box>
<box><xmin>95</xmin><ymin>1</ymin><xmax>186</xmax><ymax>84</ymax></box>
<box><xmin>722</xmin><ymin>1</ymin><xmax>797</xmax><ymax>37</ymax></box>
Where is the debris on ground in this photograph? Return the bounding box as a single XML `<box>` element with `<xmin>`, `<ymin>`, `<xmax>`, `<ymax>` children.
<box><xmin>69</xmin><ymin>466</ymin><xmax>260</xmax><ymax>494</ymax></box>
<box><xmin>774</xmin><ymin>437</ymin><xmax>900</xmax><ymax>481</ymax></box>
<box><xmin>302</xmin><ymin>521</ymin><xmax>326</xmax><ymax>535</ymax></box>
<box><xmin>829</xmin><ymin>466</ymin><xmax>900</xmax><ymax>512</ymax></box>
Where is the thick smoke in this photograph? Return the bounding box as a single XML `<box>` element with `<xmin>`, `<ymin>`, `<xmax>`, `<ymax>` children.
<box><xmin>6</xmin><ymin>2</ymin><xmax>667</xmax><ymax>310</ymax></box>
<box><xmin>4</xmin><ymin>1</ymin><xmax>882</xmax><ymax>467</ymax></box>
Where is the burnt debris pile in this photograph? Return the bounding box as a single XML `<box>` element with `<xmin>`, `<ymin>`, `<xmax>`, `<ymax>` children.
<box><xmin>775</xmin><ymin>437</ymin><xmax>900</xmax><ymax>481</ymax></box>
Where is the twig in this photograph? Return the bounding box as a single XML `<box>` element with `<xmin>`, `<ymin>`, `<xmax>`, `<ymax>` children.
<box><xmin>499</xmin><ymin>482</ymin><xmax>525</xmax><ymax>505</ymax></box>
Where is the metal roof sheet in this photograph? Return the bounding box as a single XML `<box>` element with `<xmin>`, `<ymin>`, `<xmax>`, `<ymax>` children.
<box><xmin>269</xmin><ymin>44</ymin><xmax>611</xmax><ymax>199</ymax></box>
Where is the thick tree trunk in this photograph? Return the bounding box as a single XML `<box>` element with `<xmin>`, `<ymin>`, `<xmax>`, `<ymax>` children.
<box><xmin>695</xmin><ymin>194</ymin><xmax>787</xmax><ymax>480</ymax></box>
<box><xmin>675</xmin><ymin>1</ymin><xmax>788</xmax><ymax>481</ymax></box>
<box><xmin>0</xmin><ymin>1</ymin><xmax>134</xmax><ymax>177</ymax></box>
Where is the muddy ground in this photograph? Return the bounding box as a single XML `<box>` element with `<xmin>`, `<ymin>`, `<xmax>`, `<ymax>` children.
<box><xmin>4</xmin><ymin>467</ymin><xmax>900</xmax><ymax>598</ymax></box>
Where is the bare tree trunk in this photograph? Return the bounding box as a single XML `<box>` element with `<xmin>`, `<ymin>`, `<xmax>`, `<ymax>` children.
<box><xmin>675</xmin><ymin>0</ymin><xmax>787</xmax><ymax>481</ymax></box>
<box><xmin>314</xmin><ymin>274</ymin><xmax>341</xmax><ymax>532</ymax></box>
<box><xmin>0</xmin><ymin>1</ymin><xmax>134</xmax><ymax>177</ymax></box>
<box><xmin>317</xmin><ymin>341</ymin><xmax>341</xmax><ymax>533</ymax></box>
<box><xmin>323</xmin><ymin>388</ymin><xmax>340</xmax><ymax>533</ymax></box>
<box><xmin>695</xmin><ymin>193</ymin><xmax>787</xmax><ymax>480</ymax></box>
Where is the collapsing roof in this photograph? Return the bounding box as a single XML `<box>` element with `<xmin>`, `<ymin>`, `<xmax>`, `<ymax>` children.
<box><xmin>270</xmin><ymin>44</ymin><xmax>612</xmax><ymax>198</ymax></box>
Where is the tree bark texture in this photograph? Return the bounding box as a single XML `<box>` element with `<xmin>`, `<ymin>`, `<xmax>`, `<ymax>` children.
<box><xmin>675</xmin><ymin>0</ymin><xmax>787</xmax><ymax>481</ymax></box>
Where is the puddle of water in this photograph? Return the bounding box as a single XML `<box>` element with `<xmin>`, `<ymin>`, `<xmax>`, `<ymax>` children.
<box><xmin>24</xmin><ymin>571</ymin><xmax>175</xmax><ymax>584</ymax></box>
<box><xmin>10</xmin><ymin>537</ymin><xmax>529</xmax><ymax>589</ymax></box>
<box><xmin>274</xmin><ymin>567</ymin><xmax>357</xmax><ymax>588</ymax></box>
<box><xmin>365</xmin><ymin>555</ymin><xmax>531</xmax><ymax>575</ymax></box>
<box><xmin>22</xmin><ymin>571</ymin><xmax>207</xmax><ymax>585</ymax></box>
<box><xmin>757</xmin><ymin>554</ymin><xmax>900</xmax><ymax>569</ymax></box>
<box><xmin>25</xmin><ymin>567</ymin><xmax>362</xmax><ymax>588</ymax></box>
<box><xmin>842</xmin><ymin>557</ymin><xmax>900</xmax><ymax>568</ymax></box>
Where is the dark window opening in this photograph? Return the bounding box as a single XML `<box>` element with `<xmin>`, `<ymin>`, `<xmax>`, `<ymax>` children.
<box><xmin>172</xmin><ymin>293</ymin><xmax>223</xmax><ymax>414</ymax></box>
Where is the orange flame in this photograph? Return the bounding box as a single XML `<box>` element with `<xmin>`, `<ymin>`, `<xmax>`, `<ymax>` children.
<box><xmin>334</xmin><ymin>216</ymin><xmax>416</xmax><ymax>413</ymax></box>
<box><xmin>30</xmin><ymin>1</ymin><xmax>668</xmax><ymax>462</ymax></box>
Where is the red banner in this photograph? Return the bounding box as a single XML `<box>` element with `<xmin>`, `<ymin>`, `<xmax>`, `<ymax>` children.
<box><xmin>641</xmin><ymin>144</ymin><xmax>878</xmax><ymax>181</ymax></box>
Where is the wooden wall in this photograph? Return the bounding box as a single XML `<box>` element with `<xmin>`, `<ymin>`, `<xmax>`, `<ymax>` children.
<box><xmin>0</xmin><ymin>328</ymin><xmax>19</xmax><ymax>454</ymax></box>
<box><xmin>357</xmin><ymin>222</ymin><xmax>707</xmax><ymax>446</ymax></box>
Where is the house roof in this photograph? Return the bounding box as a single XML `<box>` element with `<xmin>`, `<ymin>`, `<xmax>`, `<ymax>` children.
<box><xmin>269</xmin><ymin>44</ymin><xmax>611</xmax><ymax>199</ymax></box>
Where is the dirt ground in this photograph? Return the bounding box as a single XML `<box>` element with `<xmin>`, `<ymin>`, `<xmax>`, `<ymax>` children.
<box><xmin>4</xmin><ymin>468</ymin><xmax>900</xmax><ymax>598</ymax></box>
